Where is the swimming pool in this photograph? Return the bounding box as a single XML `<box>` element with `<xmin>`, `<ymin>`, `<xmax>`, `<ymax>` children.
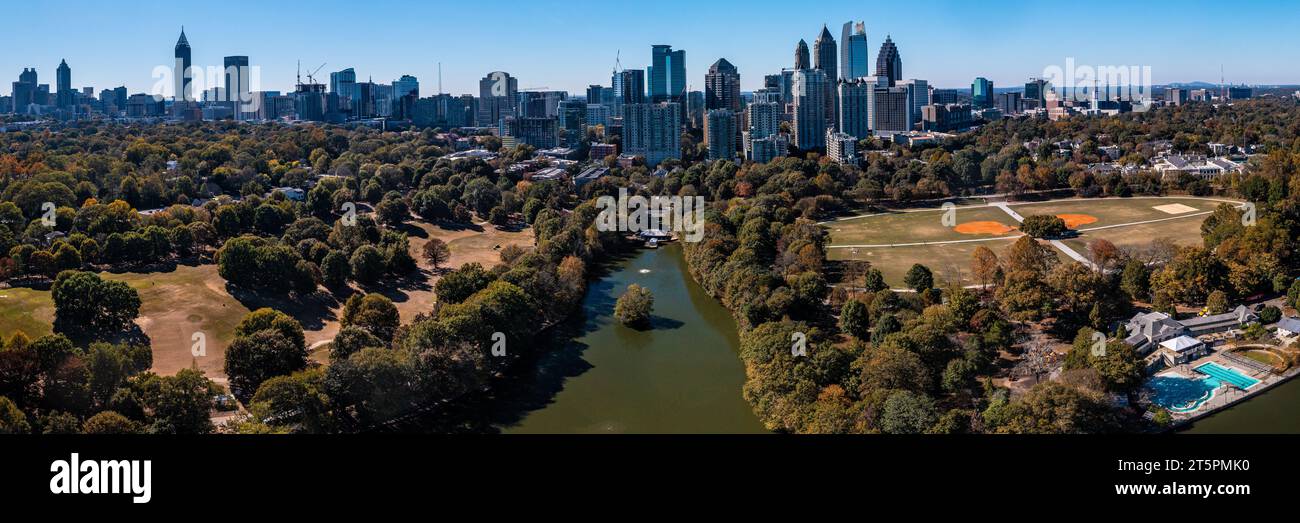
<box><xmin>1147</xmin><ymin>374</ymin><xmax>1219</xmax><ymax>413</ymax></box>
<box><xmin>1194</xmin><ymin>362</ymin><xmax>1260</xmax><ymax>390</ymax></box>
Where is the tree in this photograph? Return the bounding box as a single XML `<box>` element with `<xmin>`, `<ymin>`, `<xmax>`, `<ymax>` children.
<box><xmin>839</xmin><ymin>300</ymin><xmax>870</xmax><ymax>340</ymax></box>
<box><xmin>1120</xmin><ymin>259</ymin><xmax>1151</xmax><ymax>301</ymax></box>
<box><xmin>971</xmin><ymin>246</ymin><xmax>1001</xmax><ymax>290</ymax></box>
<box><xmin>1019</xmin><ymin>214</ymin><xmax>1068</xmax><ymax>238</ymax></box>
<box><xmin>349</xmin><ymin>244</ymin><xmax>386</xmax><ymax>284</ymax></box>
<box><xmin>82</xmin><ymin>411</ymin><xmax>140</xmax><ymax>434</ymax></box>
<box><xmin>341</xmin><ymin>293</ymin><xmax>400</xmax><ymax>341</ymax></box>
<box><xmin>1205</xmin><ymin>290</ymin><xmax>1229</xmax><ymax>315</ymax></box>
<box><xmin>52</xmin><ymin>271</ymin><xmax>141</xmax><ymax>338</ymax></box>
<box><xmin>614</xmin><ymin>284</ymin><xmax>654</xmax><ymax>328</ymax></box>
<box><xmin>903</xmin><ymin>264</ymin><xmax>934</xmax><ymax>292</ymax></box>
<box><xmin>1259</xmin><ymin>305</ymin><xmax>1282</xmax><ymax>325</ymax></box>
<box><xmin>863</xmin><ymin>268</ymin><xmax>888</xmax><ymax>292</ymax></box>
<box><xmin>235</xmin><ymin>308</ymin><xmax>307</xmax><ymax>352</ymax></box>
<box><xmin>321</xmin><ymin>249</ymin><xmax>350</xmax><ymax>287</ymax></box>
<box><xmin>1287</xmin><ymin>279</ymin><xmax>1300</xmax><ymax>310</ymax></box>
<box><xmin>0</xmin><ymin>396</ymin><xmax>30</xmax><ymax>434</ymax></box>
<box><xmin>331</xmin><ymin>326</ymin><xmax>384</xmax><ymax>362</ymax></box>
<box><xmin>435</xmin><ymin>263</ymin><xmax>494</xmax><ymax>304</ymax></box>
<box><xmin>879</xmin><ymin>390</ymin><xmax>938</xmax><ymax>434</ymax></box>
<box><xmin>225</xmin><ymin>330</ymin><xmax>307</xmax><ymax>401</ymax></box>
<box><xmin>135</xmin><ymin>368</ymin><xmax>216</xmax><ymax>434</ymax></box>
<box><xmin>421</xmin><ymin>238</ymin><xmax>451</xmax><ymax>270</ymax></box>
<box><xmin>1003</xmin><ymin>236</ymin><xmax>1057</xmax><ymax>277</ymax></box>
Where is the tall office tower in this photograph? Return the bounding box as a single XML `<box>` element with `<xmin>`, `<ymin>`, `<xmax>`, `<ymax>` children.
<box><xmin>900</xmin><ymin>79</ymin><xmax>929</xmax><ymax>124</ymax></box>
<box><xmin>791</xmin><ymin>68</ymin><xmax>827</xmax><ymax>150</ymax></box>
<box><xmin>55</xmin><ymin>59</ymin><xmax>72</xmax><ymax>109</ymax></box>
<box><xmin>617</xmin><ymin>69</ymin><xmax>646</xmax><ymax>106</ymax></box>
<box><xmin>477</xmin><ymin>71</ymin><xmax>518</xmax><ymax>126</ymax></box>
<box><xmin>997</xmin><ymin>91</ymin><xmax>1023</xmax><ymax>115</ymax></box>
<box><xmin>814</xmin><ymin>26</ymin><xmax>838</xmax><ymax>83</ymax></box>
<box><xmin>174</xmin><ymin>28</ymin><xmax>193</xmax><ymax>103</ymax></box>
<box><xmin>649</xmin><ymin>45</ymin><xmax>686</xmax><ymax>103</ymax></box>
<box><xmin>794</xmin><ymin>39</ymin><xmax>810</xmax><ymax>70</ymax></box>
<box><xmin>764</xmin><ymin>74</ymin><xmax>781</xmax><ymax>90</ymax></box>
<box><xmin>814</xmin><ymin>25</ymin><xmax>838</xmax><ymax>127</ymax></box>
<box><xmin>971</xmin><ymin>77</ymin><xmax>994</xmax><ymax>109</ymax></box>
<box><xmin>393</xmin><ymin>75</ymin><xmax>419</xmax><ymax>99</ymax></box>
<box><xmin>330</xmin><ymin>68</ymin><xmax>358</xmax><ymax>115</ymax></box>
<box><xmin>223</xmin><ymin>56</ymin><xmax>249</xmax><ymax>104</ymax></box>
<box><xmin>875</xmin><ymin>35</ymin><xmax>902</xmax><ymax>86</ymax></box>
<box><xmin>587</xmin><ymin>84</ymin><xmax>614</xmax><ymax>105</ymax></box>
<box><xmin>12</xmin><ymin>68</ymin><xmax>36</xmax><ymax>113</ymax></box>
<box><xmin>705</xmin><ymin>58</ymin><xmax>741</xmax><ymax>112</ymax></box>
<box><xmin>623</xmin><ymin>102</ymin><xmax>682</xmax><ymax>167</ymax></box>
<box><xmin>686</xmin><ymin>91</ymin><xmax>705</xmax><ymax>129</ymax></box>
<box><xmin>517</xmin><ymin>91</ymin><xmax>566</xmax><ymax>118</ymax></box>
<box><xmin>841</xmin><ymin>21</ymin><xmax>869</xmax><ymax>80</ymax></box>
<box><xmin>704</xmin><ymin>109</ymin><xmax>736</xmax><ymax>161</ymax></box>
<box><xmin>872</xmin><ymin>86</ymin><xmax>912</xmax><ymax>135</ymax></box>
<box><xmin>838</xmin><ymin>79</ymin><xmax>872</xmax><ymax>139</ymax></box>
<box><xmin>1024</xmin><ymin>78</ymin><xmax>1049</xmax><ymax>109</ymax></box>
<box><xmin>1166</xmin><ymin>88</ymin><xmax>1189</xmax><ymax>106</ymax></box>
<box><xmin>558</xmin><ymin>98</ymin><xmax>587</xmax><ymax>146</ymax></box>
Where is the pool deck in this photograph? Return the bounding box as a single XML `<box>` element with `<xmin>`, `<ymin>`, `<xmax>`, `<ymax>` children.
<box><xmin>1161</xmin><ymin>351</ymin><xmax>1300</xmax><ymax>428</ymax></box>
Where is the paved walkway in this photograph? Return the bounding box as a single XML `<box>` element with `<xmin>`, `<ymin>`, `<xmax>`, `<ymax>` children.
<box><xmin>989</xmin><ymin>202</ymin><xmax>1097</xmax><ymax>269</ymax></box>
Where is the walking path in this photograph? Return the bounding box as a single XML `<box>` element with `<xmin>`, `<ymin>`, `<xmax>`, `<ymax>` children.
<box><xmin>990</xmin><ymin>202</ymin><xmax>1097</xmax><ymax>269</ymax></box>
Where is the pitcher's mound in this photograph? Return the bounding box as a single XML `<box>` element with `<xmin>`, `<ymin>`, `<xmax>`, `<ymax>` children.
<box><xmin>955</xmin><ymin>221</ymin><xmax>1017</xmax><ymax>235</ymax></box>
<box><xmin>1057</xmin><ymin>214</ymin><xmax>1099</xmax><ymax>228</ymax></box>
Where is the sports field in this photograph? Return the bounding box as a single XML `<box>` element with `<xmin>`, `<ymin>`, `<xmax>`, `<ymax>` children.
<box><xmin>825</xmin><ymin>196</ymin><xmax>1238</xmax><ymax>288</ymax></box>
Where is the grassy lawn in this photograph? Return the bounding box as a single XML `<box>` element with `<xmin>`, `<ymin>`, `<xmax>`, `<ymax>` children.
<box><xmin>0</xmin><ymin>286</ymin><xmax>55</xmax><ymax>340</ymax></box>
<box><xmin>827</xmin><ymin>197</ymin><xmax>1229</xmax><ymax>287</ymax></box>
<box><xmin>826</xmin><ymin>205</ymin><xmax>1019</xmax><ymax>245</ymax></box>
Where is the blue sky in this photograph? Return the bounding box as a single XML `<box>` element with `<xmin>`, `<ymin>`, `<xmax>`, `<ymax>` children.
<box><xmin>4</xmin><ymin>0</ymin><xmax>1297</xmax><ymax>97</ymax></box>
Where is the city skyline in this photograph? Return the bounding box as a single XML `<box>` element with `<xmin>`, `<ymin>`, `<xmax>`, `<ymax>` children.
<box><xmin>5</xmin><ymin>0</ymin><xmax>1299</xmax><ymax>99</ymax></box>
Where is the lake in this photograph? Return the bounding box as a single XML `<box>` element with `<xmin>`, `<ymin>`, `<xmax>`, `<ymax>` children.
<box><xmin>496</xmin><ymin>244</ymin><xmax>767</xmax><ymax>434</ymax></box>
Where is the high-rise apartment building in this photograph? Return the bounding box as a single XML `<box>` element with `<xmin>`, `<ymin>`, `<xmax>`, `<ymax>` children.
<box><xmin>972</xmin><ymin>77</ymin><xmax>994</xmax><ymax>109</ymax></box>
<box><xmin>704</xmin><ymin>109</ymin><xmax>736</xmax><ymax>161</ymax></box>
<box><xmin>791</xmin><ymin>68</ymin><xmax>827</xmax><ymax>149</ymax></box>
<box><xmin>623</xmin><ymin>102</ymin><xmax>681</xmax><ymax>167</ymax></box>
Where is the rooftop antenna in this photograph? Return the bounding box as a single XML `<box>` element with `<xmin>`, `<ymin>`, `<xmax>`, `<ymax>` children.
<box><xmin>614</xmin><ymin>49</ymin><xmax>622</xmax><ymax>73</ymax></box>
<box><xmin>438</xmin><ymin>62</ymin><xmax>443</xmax><ymax>94</ymax></box>
<box><xmin>1220</xmin><ymin>64</ymin><xmax>1226</xmax><ymax>100</ymax></box>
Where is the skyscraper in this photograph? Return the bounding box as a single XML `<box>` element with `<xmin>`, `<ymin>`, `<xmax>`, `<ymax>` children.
<box><xmin>1025</xmin><ymin>78</ymin><xmax>1049</xmax><ymax>109</ymax></box>
<box><xmin>875</xmin><ymin>36</ymin><xmax>902</xmax><ymax>87</ymax></box>
<box><xmin>618</xmin><ymin>69</ymin><xmax>646</xmax><ymax>105</ymax></box>
<box><xmin>623</xmin><ymin>102</ymin><xmax>682</xmax><ymax>167</ymax></box>
<box><xmin>794</xmin><ymin>39</ymin><xmax>810</xmax><ymax>70</ymax></box>
<box><xmin>841</xmin><ymin>21</ymin><xmax>869</xmax><ymax>80</ymax></box>
<box><xmin>12</xmin><ymin>68</ymin><xmax>37</xmax><ymax>114</ymax></box>
<box><xmin>705</xmin><ymin>58</ymin><xmax>740</xmax><ymax>112</ymax></box>
<box><xmin>649</xmin><ymin>45</ymin><xmax>686</xmax><ymax>103</ymax></box>
<box><xmin>393</xmin><ymin>75</ymin><xmax>419</xmax><ymax>99</ymax></box>
<box><xmin>814</xmin><ymin>25</ymin><xmax>838</xmax><ymax>127</ymax></box>
<box><xmin>972</xmin><ymin>77</ymin><xmax>994</xmax><ymax>109</ymax></box>
<box><xmin>55</xmin><ymin>59</ymin><xmax>72</xmax><ymax>109</ymax></box>
<box><xmin>744</xmin><ymin>101</ymin><xmax>785</xmax><ymax>163</ymax></box>
<box><xmin>838</xmin><ymin>79</ymin><xmax>872</xmax><ymax>139</ymax></box>
<box><xmin>900</xmin><ymin>78</ymin><xmax>929</xmax><ymax>124</ymax></box>
<box><xmin>814</xmin><ymin>26</ymin><xmax>838</xmax><ymax>83</ymax></box>
<box><xmin>791</xmin><ymin>68</ymin><xmax>827</xmax><ymax>150</ymax></box>
<box><xmin>478</xmin><ymin>71</ymin><xmax>518</xmax><ymax>126</ymax></box>
<box><xmin>224</xmin><ymin>56</ymin><xmax>249</xmax><ymax>117</ymax></box>
<box><xmin>174</xmin><ymin>28</ymin><xmax>193</xmax><ymax>103</ymax></box>
<box><xmin>704</xmin><ymin>109</ymin><xmax>736</xmax><ymax>161</ymax></box>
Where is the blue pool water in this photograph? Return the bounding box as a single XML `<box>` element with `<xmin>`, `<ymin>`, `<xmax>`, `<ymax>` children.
<box><xmin>1147</xmin><ymin>374</ymin><xmax>1220</xmax><ymax>413</ymax></box>
<box><xmin>1194</xmin><ymin>362</ymin><xmax>1260</xmax><ymax>390</ymax></box>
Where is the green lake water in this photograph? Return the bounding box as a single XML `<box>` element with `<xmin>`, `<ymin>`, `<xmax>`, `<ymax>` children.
<box><xmin>1183</xmin><ymin>376</ymin><xmax>1300</xmax><ymax>434</ymax></box>
<box><xmin>496</xmin><ymin>244</ymin><xmax>767</xmax><ymax>434</ymax></box>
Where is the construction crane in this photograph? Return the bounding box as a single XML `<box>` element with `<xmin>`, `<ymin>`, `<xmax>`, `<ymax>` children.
<box><xmin>306</xmin><ymin>63</ymin><xmax>326</xmax><ymax>86</ymax></box>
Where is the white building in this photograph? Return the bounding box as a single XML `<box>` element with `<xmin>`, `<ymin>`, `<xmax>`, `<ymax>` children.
<box><xmin>1152</xmin><ymin>155</ymin><xmax>1243</xmax><ymax>180</ymax></box>
<box><xmin>826</xmin><ymin>130</ymin><xmax>856</xmax><ymax>165</ymax></box>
